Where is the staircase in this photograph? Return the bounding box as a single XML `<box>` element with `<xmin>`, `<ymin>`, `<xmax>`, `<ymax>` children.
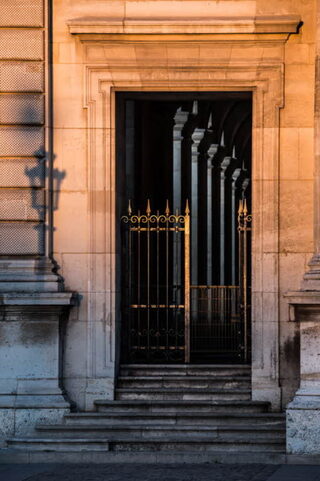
<box><xmin>4</xmin><ymin>364</ymin><xmax>286</xmax><ymax>462</ymax></box>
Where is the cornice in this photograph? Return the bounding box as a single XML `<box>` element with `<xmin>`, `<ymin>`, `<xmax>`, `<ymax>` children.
<box><xmin>67</xmin><ymin>15</ymin><xmax>301</xmax><ymax>36</ymax></box>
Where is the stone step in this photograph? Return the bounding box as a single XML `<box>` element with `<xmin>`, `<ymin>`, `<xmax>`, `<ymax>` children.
<box><xmin>117</xmin><ymin>376</ymin><xmax>251</xmax><ymax>389</ymax></box>
<box><xmin>95</xmin><ymin>399</ymin><xmax>270</xmax><ymax>414</ymax></box>
<box><xmin>35</xmin><ymin>423</ymin><xmax>285</xmax><ymax>442</ymax></box>
<box><xmin>109</xmin><ymin>439</ymin><xmax>285</xmax><ymax>453</ymax></box>
<box><xmin>65</xmin><ymin>411</ymin><xmax>285</xmax><ymax>426</ymax></box>
<box><xmin>6</xmin><ymin>438</ymin><xmax>110</xmax><ymax>452</ymax></box>
<box><xmin>0</xmin><ymin>447</ymin><xmax>287</xmax><ymax>464</ymax></box>
<box><xmin>115</xmin><ymin>388</ymin><xmax>251</xmax><ymax>401</ymax></box>
<box><xmin>7</xmin><ymin>437</ymin><xmax>285</xmax><ymax>453</ymax></box>
<box><xmin>119</xmin><ymin>364</ymin><xmax>251</xmax><ymax>377</ymax></box>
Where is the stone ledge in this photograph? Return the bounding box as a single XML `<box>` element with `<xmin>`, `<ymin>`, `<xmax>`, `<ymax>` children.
<box><xmin>284</xmin><ymin>291</ymin><xmax>320</xmax><ymax>322</ymax></box>
<box><xmin>0</xmin><ymin>292</ymin><xmax>75</xmax><ymax>307</ymax></box>
<box><xmin>67</xmin><ymin>15</ymin><xmax>301</xmax><ymax>36</ymax></box>
<box><xmin>0</xmin><ymin>258</ymin><xmax>64</xmax><ymax>293</ymax></box>
<box><xmin>0</xmin><ymin>396</ymin><xmax>70</xmax><ymax>409</ymax></box>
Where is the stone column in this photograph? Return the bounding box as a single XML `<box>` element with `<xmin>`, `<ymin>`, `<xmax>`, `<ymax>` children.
<box><xmin>173</xmin><ymin>107</ymin><xmax>189</xmax><ymax>213</ymax></box>
<box><xmin>191</xmin><ymin>128</ymin><xmax>205</xmax><ymax>285</ymax></box>
<box><xmin>173</xmin><ymin>107</ymin><xmax>189</xmax><ymax>303</ymax></box>
<box><xmin>231</xmin><ymin>168</ymin><xmax>241</xmax><ymax>286</ymax></box>
<box><xmin>220</xmin><ymin>156</ymin><xmax>231</xmax><ymax>285</ymax></box>
<box><xmin>206</xmin><ymin>144</ymin><xmax>218</xmax><ymax>286</ymax></box>
<box><xmin>285</xmin><ymin>0</ymin><xmax>320</xmax><ymax>454</ymax></box>
<box><xmin>300</xmin><ymin>2</ymin><xmax>320</xmax><ymax>286</ymax></box>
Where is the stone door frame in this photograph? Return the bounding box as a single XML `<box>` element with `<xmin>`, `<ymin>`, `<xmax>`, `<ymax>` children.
<box><xmin>79</xmin><ymin>55</ymin><xmax>284</xmax><ymax>409</ymax></box>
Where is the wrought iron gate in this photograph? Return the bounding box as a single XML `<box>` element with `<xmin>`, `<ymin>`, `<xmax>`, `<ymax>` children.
<box><xmin>121</xmin><ymin>199</ymin><xmax>251</xmax><ymax>364</ymax></box>
<box><xmin>121</xmin><ymin>200</ymin><xmax>190</xmax><ymax>363</ymax></box>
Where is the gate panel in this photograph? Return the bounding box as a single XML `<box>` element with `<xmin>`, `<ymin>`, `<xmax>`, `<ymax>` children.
<box><xmin>121</xmin><ymin>198</ymin><xmax>251</xmax><ymax>364</ymax></box>
<box><xmin>121</xmin><ymin>200</ymin><xmax>190</xmax><ymax>363</ymax></box>
<box><xmin>190</xmin><ymin>285</ymin><xmax>242</xmax><ymax>362</ymax></box>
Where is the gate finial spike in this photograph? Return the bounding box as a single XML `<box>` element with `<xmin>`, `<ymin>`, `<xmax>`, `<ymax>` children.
<box><xmin>185</xmin><ymin>199</ymin><xmax>190</xmax><ymax>215</ymax></box>
<box><xmin>146</xmin><ymin>199</ymin><xmax>151</xmax><ymax>216</ymax></box>
<box><xmin>165</xmin><ymin>199</ymin><xmax>170</xmax><ymax>216</ymax></box>
<box><xmin>128</xmin><ymin>199</ymin><xmax>132</xmax><ymax>216</ymax></box>
<box><xmin>243</xmin><ymin>198</ymin><xmax>248</xmax><ymax>214</ymax></box>
<box><xmin>238</xmin><ymin>199</ymin><xmax>243</xmax><ymax>215</ymax></box>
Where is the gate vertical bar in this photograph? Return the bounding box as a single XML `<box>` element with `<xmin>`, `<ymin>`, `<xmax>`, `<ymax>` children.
<box><xmin>243</xmin><ymin>198</ymin><xmax>248</xmax><ymax>362</ymax></box>
<box><xmin>238</xmin><ymin>198</ymin><xmax>251</xmax><ymax>363</ymax></box>
<box><xmin>166</xmin><ymin>200</ymin><xmax>170</xmax><ymax>356</ymax></box>
<box><xmin>146</xmin><ymin>199</ymin><xmax>151</xmax><ymax>355</ymax></box>
<box><xmin>238</xmin><ymin>200</ymin><xmax>244</xmax><ymax>362</ymax></box>
<box><xmin>128</xmin><ymin>200</ymin><xmax>132</xmax><ymax>357</ymax></box>
<box><xmin>184</xmin><ymin>200</ymin><xmax>191</xmax><ymax>363</ymax></box>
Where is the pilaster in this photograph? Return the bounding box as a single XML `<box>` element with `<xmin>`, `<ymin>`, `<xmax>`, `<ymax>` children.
<box><xmin>0</xmin><ymin>0</ymin><xmax>75</xmax><ymax>443</ymax></box>
<box><xmin>284</xmin><ymin>0</ymin><xmax>320</xmax><ymax>455</ymax></box>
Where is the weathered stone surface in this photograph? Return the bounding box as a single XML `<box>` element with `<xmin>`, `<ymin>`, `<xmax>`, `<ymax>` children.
<box><xmin>287</xmin><ymin>409</ymin><xmax>320</xmax><ymax>454</ymax></box>
<box><xmin>1</xmin><ymin>0</ymin><xmax>319</xmax><ymax>456</ymax></box>
<box><xmin>0</xmin><ymin>290</ymin><xmax>74</xmax><ymax>443</ymax></box>
<box><xmin>285</xmin><ymin>292</ymin><xmax>320</xmax><ymax>454</ymax></box>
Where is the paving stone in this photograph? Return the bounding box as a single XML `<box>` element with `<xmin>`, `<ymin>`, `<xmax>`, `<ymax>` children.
<box><xmin>267</xmin><ymin>465</ymin><xmax>320</xmax><ymax>481</ymax></box>
<box><xmin>0</xmin><ymin>463</ymin><xmax>279</xmax><ymax>481</ymax></box>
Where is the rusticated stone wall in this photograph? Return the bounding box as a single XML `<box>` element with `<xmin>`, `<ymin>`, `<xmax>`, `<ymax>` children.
<box><xmin>0</xmin><ymin>0</ymin><xmax>46</xmax><ymax>256</ymax></box>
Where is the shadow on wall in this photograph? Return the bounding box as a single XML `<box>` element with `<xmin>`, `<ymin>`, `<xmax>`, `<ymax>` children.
<box><xmin>23</xmin><ymin>147</ymin><xmax>66</xmax><ymax>255</ymax></box>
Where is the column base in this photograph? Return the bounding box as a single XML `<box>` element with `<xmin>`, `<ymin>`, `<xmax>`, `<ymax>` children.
<box><xmin>251</xmin><ymin>382</ymin><xmax>281</xmax><ymax>411</ymax></box>
<box><xmin>84</xmin><ymin>378</ymin><xmax>115</xmax><ymax>410</ymax></box>
<box><xmin>0</xmin><ymin>258</ymin><xmax>62</xmax><ymax>292</ymax></box>
<box><xmin>285</xmin><ymin>291</ymin><xmax>320</xmax><ymax>454</ymax></box>
<box><xmin>0</xmin><ymin>291</ymin><xmax>75</xmax><ymax>443</ymax></box>
<box><xmin>301</xmin><ymin>254</ymin><xmax>320</xmax><ymax>290</ymax></box>
<box><xmin>287</xmin><ymin>392</ymin><xmax>320</xmax><ymax>454</ymax></box>
<box><xmin>0</xmin><ymin>398</ymin><xmax>69</xmax><ymax>446</ymax></box>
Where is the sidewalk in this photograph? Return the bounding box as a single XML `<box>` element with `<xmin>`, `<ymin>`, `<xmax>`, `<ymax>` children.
<box><xmin>1</xmin><ymin>464</ymin><xmax>320</xmax><ymax>481</ymax></box>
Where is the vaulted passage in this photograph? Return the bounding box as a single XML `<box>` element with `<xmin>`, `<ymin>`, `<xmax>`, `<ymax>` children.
<box><xmin>117</xmin><ymin>92</ymin><xmax>252</xmax><ymax>364</ymax></box>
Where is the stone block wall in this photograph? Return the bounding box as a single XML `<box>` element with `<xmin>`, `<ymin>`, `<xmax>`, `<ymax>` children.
<box><xmin>0</xmin><ymin>0</ymin><xmax>46</xmax><ymax>256</ymax></box>
<box><xmin>52</xmin><ymin>0</ymin><xmax>316</xmax><ymax>412</ymax></box>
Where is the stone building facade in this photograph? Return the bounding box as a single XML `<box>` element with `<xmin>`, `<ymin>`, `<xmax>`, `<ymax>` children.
<box><xmin>1</xmin><ymin>0</ymin><xmax>320</xmax><ymax>461</ymax></box>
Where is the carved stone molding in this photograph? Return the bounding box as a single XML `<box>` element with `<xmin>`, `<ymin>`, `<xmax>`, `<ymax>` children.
<box><xmin>81</xmin><ymin>45</ymin><xmax>284</xmax><ymax>406</ymax></box>
<box><xmin>68</xmin><ymin>15</ymin><xmax>301</xmax><ymax>37</ymax></box>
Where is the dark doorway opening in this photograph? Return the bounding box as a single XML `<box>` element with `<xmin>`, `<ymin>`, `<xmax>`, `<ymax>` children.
<box><xmin>116</xmin><ymin>92</ymin><xmax>252</xmax><ymax>364</ymax></box>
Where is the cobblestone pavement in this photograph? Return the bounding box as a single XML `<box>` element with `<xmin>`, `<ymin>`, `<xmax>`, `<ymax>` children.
<box><xmin>2</xmin><ymin>464</ymin><xmax>320</xmax><ymax>481</ymax></box>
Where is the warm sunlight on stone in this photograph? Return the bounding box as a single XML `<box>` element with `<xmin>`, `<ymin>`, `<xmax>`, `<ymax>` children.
<box><xmin>0</xmin><ymin>0</ymin><xmax>320</xmax><ymax>462</ymax></box>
